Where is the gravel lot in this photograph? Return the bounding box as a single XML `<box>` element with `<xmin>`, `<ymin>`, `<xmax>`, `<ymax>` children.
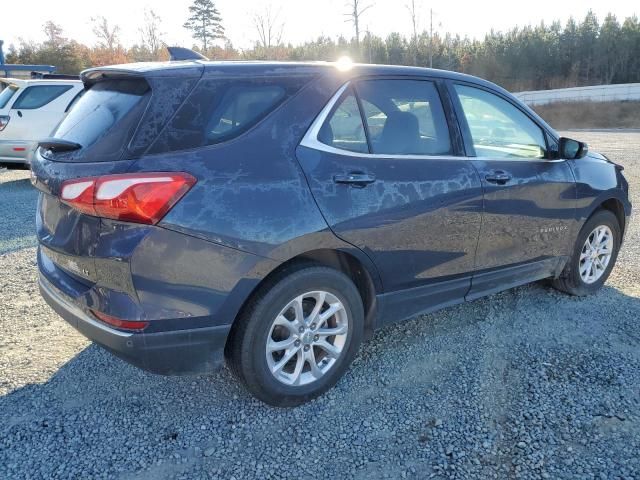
<box><xmin>1</xmin><ymin>131</ymin><xmax>639</xmax><ymax>479</ymax></box>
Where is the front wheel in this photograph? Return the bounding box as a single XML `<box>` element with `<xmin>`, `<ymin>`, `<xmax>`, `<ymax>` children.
<box><xmin>226</xmin><ymin>265</ymin><xmax>364</xmax><ymax>407</ymax></box>
<box><xmin>552</xmin><ymin>209</ymin><xmax>621</xmax><ymax>296</ymax></box>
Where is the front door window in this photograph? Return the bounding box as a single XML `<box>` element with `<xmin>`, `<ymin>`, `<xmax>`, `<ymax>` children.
<box><xmin>454</xmin><ymin>84</ymin><xmax>547</xmax><ymax>159</ymax></box>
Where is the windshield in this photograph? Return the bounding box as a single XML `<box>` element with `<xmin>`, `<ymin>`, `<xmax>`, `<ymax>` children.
<box><xmin>0</xmin><ymin>85</ymin><xmax>18</xmax><ymax>109</ymax></box>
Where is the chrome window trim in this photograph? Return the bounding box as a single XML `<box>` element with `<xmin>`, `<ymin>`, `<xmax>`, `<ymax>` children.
<box><xmin>299</xmin><ymin>80</ymin><xmax>566</xmax><ymax>163</ymax></box>
<box><xmin>473</xmin><ymin>156</ymin><xmax>567</xmax><ymax>164</ymax></box>
<box><xmin>300</xmin><ymin>82</ymin><xmax>351</xmax><ymax>152</ymax></box>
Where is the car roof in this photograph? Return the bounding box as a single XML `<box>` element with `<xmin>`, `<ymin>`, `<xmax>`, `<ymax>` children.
<box><xmin>84</xmin><ymin>59</ymin><xmax>477</xmax><ymax>78</ymax></box>
<box><xmin>80</xmin><ymin>60</ymin><xmax>554</xmax><ymax>135</ymax></box>
<box><xmin>81</xmin><ymin>60</ymin><xmax>499</xmax><ymax>90</ymax></box>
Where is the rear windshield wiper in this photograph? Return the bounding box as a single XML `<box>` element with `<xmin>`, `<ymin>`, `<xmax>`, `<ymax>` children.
<box><xmin>38</xmin><ymin>138</ymin><xmax>82</xmax><ymax>153</ymax></box>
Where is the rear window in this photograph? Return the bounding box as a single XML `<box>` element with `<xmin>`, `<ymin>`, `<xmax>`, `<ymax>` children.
<box><xmin>65</xmin><ymin>89</ymin><xmax>86</xmax><ymax>112</ymax></box>
<box><xmin>45</xmin><ymin>79</ymin><xmax>150</xmax><ymax>162</ymax></box>
<box><xmin>12</xmin><ymin>85</ymin><xmax>72</xmax><ymax>110</ymax></box>
<box><xmin>53</xmin><ymin>80</ymin><xmax>149</xmax><ymax>150</ymax></box>
<box><xmin>149</xmin><ymin>76</ymin><xmax>311</xmax><ymax>154</ymax></box>
<box><xmin>0</xmin><ymin>85</ymin><xmax>18</xmax><ymax>109</ymax></box>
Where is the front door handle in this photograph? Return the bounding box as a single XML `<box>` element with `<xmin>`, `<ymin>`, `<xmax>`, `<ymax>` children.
<box><xmin>485</xmin><ymin>171</ymin><xmax>512</xmax><ymax>185</ymax></box>
<box><xmin>333</xmin><ymin>172</ymin><xmax>376</xmax><ymax>187</ymax></box>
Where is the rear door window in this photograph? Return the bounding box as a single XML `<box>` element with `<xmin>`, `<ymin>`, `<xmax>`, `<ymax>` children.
<box><xmin>12</xmin><ymin>85</ymin><xmax>72</xmax><ymax>110</ymax></box>
<box><xmin>0</xmin><ymin>85</ymin><xmax>18</xmax><ymax>109</ymax></box>
<box><xmin>356</xmin><ymin>79</ymin><xmax>452</xmax><ymax>155</ymax></box>
<box><xmin>318</xmin><ymin>89</ymin><xmax>368</xmax><ymax>153</ymax></box>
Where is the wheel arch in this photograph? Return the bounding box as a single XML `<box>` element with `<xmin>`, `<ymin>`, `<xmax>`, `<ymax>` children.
<box><xmin>226</xmin><ymin>248</ymin><xmax>381</xmax><ymax>356</ymax></box>
<box><xmin>598</xmin><ymin>197</ymin><xmax>626</xmax><ymax>237</ymax></box>
<box><xmin>584</xmin><ymin>195</ymin><xmax>627</xmax><ymax>239</ymax></box>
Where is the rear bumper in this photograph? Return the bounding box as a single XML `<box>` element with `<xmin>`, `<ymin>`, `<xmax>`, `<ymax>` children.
<box><xmin>39</xmin><ymin>274</ymin><xmax>231</xmax><ymax>375</ymax></box>
<box><xmin>0</xmin><ymin>140</ymin><xmax>35</xmax><ymax>163</ymax></box>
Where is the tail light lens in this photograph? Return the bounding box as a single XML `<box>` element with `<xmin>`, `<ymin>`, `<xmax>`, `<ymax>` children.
<box><xmin>91</xmin><ymin>310</ymin><xmax>149</xmax><ymax>332</ymax></box>
<box><xmin>60</xmin><ymin>172</ymin><xmax>196</xmax><ymax>224</ymax></box>
<box><xmin>0</xmin><ymin>116</ymin><xmax>9</xmax><ymax>131</ymax></box>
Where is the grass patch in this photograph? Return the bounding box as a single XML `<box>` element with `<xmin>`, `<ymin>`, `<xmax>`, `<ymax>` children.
<box><xmin>531</xmin><ymin>100</ymin><xmax>640</xmax><ymax>130</ymax></box>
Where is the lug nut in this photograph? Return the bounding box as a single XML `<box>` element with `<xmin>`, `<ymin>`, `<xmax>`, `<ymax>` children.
<box><xmin>310</xmin><ymin>323</ymin><xmax>316</xmax><ymax>329</ymax></box>
<box><xmin>314</xmin><ymin>334</ymin><xmax>319</xmax><ymax>341</ymax></box>
<box><xmin>304</xmin><ymin>345</ymin><xmax>310</xmax><ymax>351</ymax></box>
<box><xmin>294</xmin><ymin>340</ymin><xmax>301</xmax><ymax>347</ymax></box>
<box><xmin>298</xmin><ymin>326</ymin><xmax>305</xmax><ymax>333</ymax></box>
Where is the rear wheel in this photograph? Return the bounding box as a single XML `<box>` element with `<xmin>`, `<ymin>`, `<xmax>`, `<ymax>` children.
<box><xmin>227</xmin><ymin>265</ymin><xmax>364</xmax><ymax>407</ymax></box>
<box><xmin>552</xmin><ymin>209</ymin><xmax>621</xmax><ymax>296</ymax></box>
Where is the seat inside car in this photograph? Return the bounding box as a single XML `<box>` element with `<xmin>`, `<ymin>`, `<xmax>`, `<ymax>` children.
<box><xmin>377</xmin><ymin>111</ymin><xmax>420</xmax><ymax>154</ymax></box>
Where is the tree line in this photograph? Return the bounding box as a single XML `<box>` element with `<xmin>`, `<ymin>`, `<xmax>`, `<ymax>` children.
<box><xmin>5</xmin><ymin>0</ymin><xmax>640</xmax><ymax>92</ymax></box>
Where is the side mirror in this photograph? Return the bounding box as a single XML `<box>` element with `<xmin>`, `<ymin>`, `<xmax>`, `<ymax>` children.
<box><xmin>559</xmin><ymin>137</ymin><xmax>588</xmax><ymax>159</ymax></box>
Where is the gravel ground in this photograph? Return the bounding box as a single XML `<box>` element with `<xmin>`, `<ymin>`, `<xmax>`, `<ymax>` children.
<box><xmin>1</xmin><ymin>131</ymin><xmax>639</xmax><ymax>479</ymax></box>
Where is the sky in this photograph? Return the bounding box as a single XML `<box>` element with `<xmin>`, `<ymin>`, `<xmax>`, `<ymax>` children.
<box><xmin>0</xmin><ymin>0</ymin><xmax>638</xmax><ymax>52</ymax></box>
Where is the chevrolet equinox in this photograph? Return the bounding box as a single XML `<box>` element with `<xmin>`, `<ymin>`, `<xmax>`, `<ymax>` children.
<box><xmin>32</xmin><ymin>53</ymin><xmax>632</xmax><ymax>406</ymax></box>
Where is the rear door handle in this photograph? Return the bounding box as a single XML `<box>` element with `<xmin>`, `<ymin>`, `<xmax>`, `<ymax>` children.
<box><xmin>485</xmin><ymin>171</ymin><xmax>512</xmax><ymax>185</ymax></box>
<box><xmin>333</xmin><ymin>172</ymin><xmax>376</xmax><ymax>187</ymax></box>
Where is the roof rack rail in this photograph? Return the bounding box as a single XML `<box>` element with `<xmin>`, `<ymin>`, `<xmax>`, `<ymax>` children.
<box><xmin>166</xmin><ymin>46</ymin><xmax>208</xmax><ymax>62</ymax></box>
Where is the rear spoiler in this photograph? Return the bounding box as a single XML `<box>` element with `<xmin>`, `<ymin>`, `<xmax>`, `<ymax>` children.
<box><xmin>38</xmin><ymin>138</ymin><xmax>82</xmax><ymax>153</ymax></box>
<box><xmin>0</xmin><ymin>77</ymin><xmax>25</xmax><ymax>88</ymax></box>
<box><xmin>80</xmin><ymin>50</ymin><xmax>206</xmax><ymax>86</ymax></box>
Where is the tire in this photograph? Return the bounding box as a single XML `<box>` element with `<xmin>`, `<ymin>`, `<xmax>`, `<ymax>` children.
<box><xmin>226</xmin><ymin>265</ymin><xmax>364</xmax><ymax>407</ymax></box>
<box><xmin>552</xmin><ymin>209</ymin><xmax>621</xmax><ymax>296</ymax></box>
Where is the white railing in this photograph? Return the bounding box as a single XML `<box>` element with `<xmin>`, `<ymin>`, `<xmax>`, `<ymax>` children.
<box><xmin>514</xmin><ymin>83</ymin><xmax>640</xmax><ymax>106</ymax></box>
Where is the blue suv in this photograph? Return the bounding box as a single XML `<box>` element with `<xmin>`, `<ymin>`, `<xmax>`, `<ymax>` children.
<box><xmin>32</xmin><ymin>55</ymin><xmax>631</xmax><ymax>406</ymax></box>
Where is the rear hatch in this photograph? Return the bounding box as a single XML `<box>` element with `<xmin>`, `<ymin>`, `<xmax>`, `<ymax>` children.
<box><xmin>0</xmin><ymin>80</ymin><xmax>22</xmax><ymax>145</ymax></box>
<box><xmin>0</xmin><ymin>80</ymin><xmax>20</xmax><ymax>114</ymax></box>
<box><xmin>32</xmin><ymin>62</ymin><xmax>204</xmax><ymax>319</ymax></box>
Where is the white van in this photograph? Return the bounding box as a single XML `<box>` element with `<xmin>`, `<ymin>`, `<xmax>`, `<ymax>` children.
<box><xmin>0</xmin><ymin>78</ymin><xmax>84</xmax><ymax>165</ymax></box>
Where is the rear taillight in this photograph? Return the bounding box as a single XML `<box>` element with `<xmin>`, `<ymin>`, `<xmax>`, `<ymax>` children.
<box><xmin>91</xmin><ymin>310</ymin><xmax>149</xmax><ymax>332</ymax></box>
<box><xmin>0</xmin><ymin>116</ymin><xmax>9</xmax><ymax>131</ymax></box>
<box><xmin>60</xmin><ymin>172</ymin><xmax>196</xmax><ymax>224</ymax></box>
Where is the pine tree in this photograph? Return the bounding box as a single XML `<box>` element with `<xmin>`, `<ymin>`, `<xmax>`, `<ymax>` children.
<box><xmin>183</xmin><ymin>0</ymin><xmax>225</xmax><ymax>52</ymax></box>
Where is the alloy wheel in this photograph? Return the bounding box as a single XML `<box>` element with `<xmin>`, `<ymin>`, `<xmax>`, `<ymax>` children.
<box><xmin>579</xmin><ymin>225</ymin><xmax>614</xmax><ymax>284</ymax></box>
<box><xmin>265</xmin><ymin>291</ymin><xmax>349</xmax><ymax>386</ymax></box>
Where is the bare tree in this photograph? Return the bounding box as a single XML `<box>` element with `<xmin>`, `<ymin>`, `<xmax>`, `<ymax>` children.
<box><xmin>253</xmin><ymin>5</ymin><xmax>284</xmax><ymax>51</ymax></box>
<box><xmin>344</xmin><ymin>0</ymin><xmax>374</xmax><ymax>52</ymax></box>
<box><xmin>92</xmin><ymin>16</ymin><xmax>120</xmax><ymax>51</ymax></box>
<box><xmin>43</xmin><ymin>21</ymin><xmax>65</xmax><ymax>48</ymax></box>
<box><xmin>406</xmin><ymin>0</ymin><xmax>419</xmax><ymax>65</ymax></box>
<box><xmin>139</xmin><ymin>9</ymin><xmax>164</xmax><ymax>58</ymax></box>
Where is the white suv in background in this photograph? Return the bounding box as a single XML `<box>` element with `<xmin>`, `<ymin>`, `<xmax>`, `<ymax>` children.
<box><xmin>0</xmin><ymin>77</ymin><xmax>83</xmax><ymax>166</ymax></box>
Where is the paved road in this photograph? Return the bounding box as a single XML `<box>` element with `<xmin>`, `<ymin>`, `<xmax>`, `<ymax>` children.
<box><xmin>1</xmin><ymin>132</ymin><xmax>639</xmax><ymax>479</ymax></box>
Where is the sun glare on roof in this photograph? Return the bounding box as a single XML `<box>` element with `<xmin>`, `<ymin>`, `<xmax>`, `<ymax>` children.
<box><xmin>335</xmin><ymin>56</ymin><xmax>354</xmax><ymax>72</ymax></box>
